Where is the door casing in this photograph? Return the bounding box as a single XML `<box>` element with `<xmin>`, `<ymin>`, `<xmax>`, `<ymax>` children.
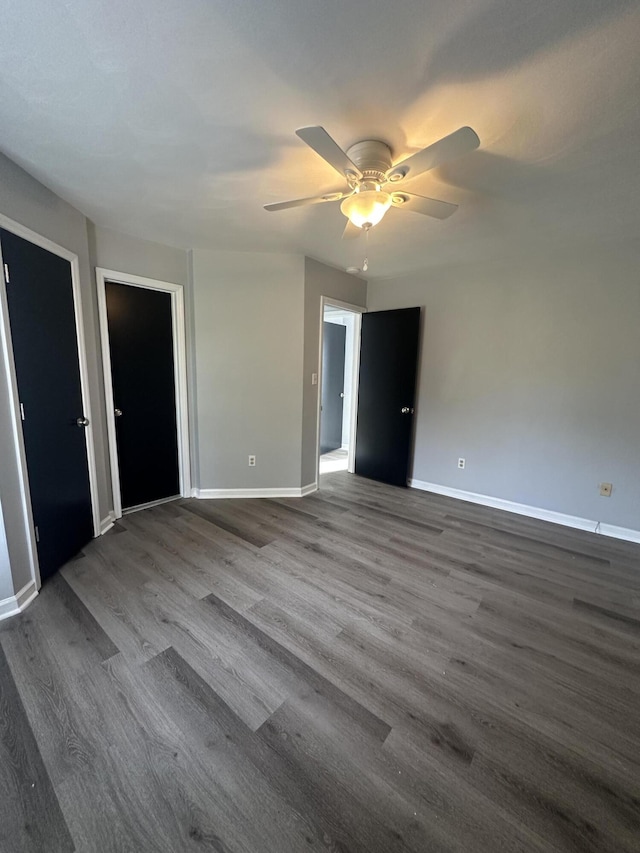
<box><xmin>316</xmin><ymin>296</ymin><xmax>365</xmax><ymax>485</ymax></box>
<box><xmin>96</xmin><ymin>268</ymin><xmax>191</xmax><ymax>518</ymax></box>
<box><xmin>0</xmin><ymin>213</ymin><xmax>101</xmax><ymax>592</ymax></box>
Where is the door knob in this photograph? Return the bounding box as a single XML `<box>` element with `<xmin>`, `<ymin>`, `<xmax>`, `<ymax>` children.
<box><xmin>401</xmin><ymin>407</ymin><xmax>411</xmax><ymax>414</ymax></box>
<box><xmin>76</xmin><ymin>416</ymin><xmax>90</xmax><ymax>427</ymax></box>
<box><xmin>114</xmin><ymin>408</ymin><xmax>123</xmax><ymax>417</ymax></box>
<box><xmin>339</xmin><ymin>392</ymin><xmax>345</xmax><ymax>398</ymax></box>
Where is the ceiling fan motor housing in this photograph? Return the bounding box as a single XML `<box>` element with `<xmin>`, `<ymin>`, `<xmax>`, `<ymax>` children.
<box><xmin>345</xmin><ymin>140</ymin><xmax>392</xmax><ymax>186</ymax></box>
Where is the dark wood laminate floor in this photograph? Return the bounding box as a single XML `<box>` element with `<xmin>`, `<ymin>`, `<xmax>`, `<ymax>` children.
<box><xmin>2</xmin><ymin>472</ymin><xmax>640</xmax><ymax>852</ymax></box>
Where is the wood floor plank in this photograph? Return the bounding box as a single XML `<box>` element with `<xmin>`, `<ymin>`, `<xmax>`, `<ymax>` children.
<box><xmin>0</xmin><ymin>645</ymin><xmax>74</xmax><ymax>853</ymax></box>
<box><xmin>469</xmin><ymin>726</ymin><xmax>640</xmax><ymax>853</ymax></box>
<box><xmin>0</xmin><ymin>610</ymin><xmax>100</xmax><ymax>787</ymax></box>
<box><xmin>202</xmin><ymin>592</ymin><xmax>391</xmax><ymax>742</ymax></box>
<box><xmin>140</xmin><ymin>646</ymin><xmax>352</xmax><ymax>852</ymax></box>
<box><xmin>19</xmin><ymin>573</ymin><xmax>119</xmax><ymax>672</ymax></box>
<box><xmin>177</xmin><ymin>500</ymin><xmax>277</xmax><ymax>548</ymax></box>
<box><xmin>58</xmin><ymin>653</ymin><xmax>248</xmax><ymax>853</ymax></box>
<box><xmin>2</xmin><ymin>470</ymin><xmax>639</xmax><ymax>852</ymax></box>
<box><xmin>573</xmin><ymin>597</ymin><xmax>640</xmax><ymax>634</ymax></box>
<box><xmin>136</xmin><ymin>582</ymin><xmax>285</xmax><ymax>730</ymax></box>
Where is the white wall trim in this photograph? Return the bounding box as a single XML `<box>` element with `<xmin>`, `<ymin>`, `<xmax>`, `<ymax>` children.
<box><xmin>596</xmin><ymin>523</ymin><xmax>640</xmax><ymax>545</ymax></box>
<box><xmin>100</xmin><ymin>511</ymin><xmax>117</xmax><ymax>535</ymax></box>
<box><xmin>409</xmin><ymin>479</ymin><xmax>640</xmax><ymax>544</ymax></box>
<box><xmin>194</xmin><ymin>484</ymin><xmax>317</xmax><ymax>499</ymax></box>
<box><xmin>0</xmin><ymin>579</ymin><xmax>38</xmax><ymax>622</ymax></box>
<box><xmin>317</xmin><ymin>296</ymin><xmax>364</xmax><ymax>484</ymax></box>
<box><xmin>96</xmin><ymin>268</ymin><xmax>191</xmax><ymax>519</ymax></box>
<box><xmin>70</xmin><ymin>253</ymin><xmax>101</xmax><ymax>539</ymax></box>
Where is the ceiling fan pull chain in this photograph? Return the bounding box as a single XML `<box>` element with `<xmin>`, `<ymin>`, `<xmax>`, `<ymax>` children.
<box><xmin>363</xmin><ymin>222</ymin><xmax>370</xmax><ymax>272</ymax></box>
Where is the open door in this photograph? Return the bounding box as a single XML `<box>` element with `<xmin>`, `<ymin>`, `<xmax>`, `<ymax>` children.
<box><xmin>355</xmin><ymin>307</ymin><xmax>420</xmax><ymax>487</ymax></box>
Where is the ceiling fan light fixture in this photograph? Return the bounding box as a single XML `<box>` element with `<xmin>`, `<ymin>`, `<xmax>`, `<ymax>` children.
<box><xmin>340</xmin><ymin>189</ymin><xmax>392</xmax><ymax>229</ymax></box>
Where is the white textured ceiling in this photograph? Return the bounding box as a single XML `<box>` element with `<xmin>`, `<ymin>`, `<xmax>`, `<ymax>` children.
<box><xmin>1</xmin><ymin>0</ymin><xmax>639</xmax><ymax>278</ymax></box>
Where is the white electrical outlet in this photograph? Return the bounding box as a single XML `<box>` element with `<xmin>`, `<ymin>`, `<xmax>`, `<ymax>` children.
<box><xmin>599</xmin><ymin>482</ymin><xmax>612</xmax><ymax>497</ymax></box>
<box><xmin>248</xmin><ymin>455</ymin><xmax>256</xmax><ymax>467</ymax></box>
<box><xmin>458</xmin><ymin>458</ymin><xmax>466</xmax><ymax>469</ymax></box>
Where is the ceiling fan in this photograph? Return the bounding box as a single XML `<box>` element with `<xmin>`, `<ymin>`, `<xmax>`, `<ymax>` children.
<box><xmin>264</xmin><ymin>125</ymin><xmax>480</xmax><ymax>238</ymax></box>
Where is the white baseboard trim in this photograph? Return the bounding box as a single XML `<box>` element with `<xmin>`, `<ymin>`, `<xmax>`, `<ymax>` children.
<box><xmin>0</xmin><ymin>579</ymin><xmax>38</xmax><ymax>622</ymax></box>
<box><xmin>409</xmin><ymin>479</ymin><xmax>640</xmax><ymax>544</ymax></box>
<box><xmin>100</xmin><ymin>511</ymin><xmax>117</xmax><ymax>535</ymax></box>
<box><xmin>597</xmin><ymin>523</ymin><xmax>640</xmax><ymax>544</ymax></box>
<box><xmin>194</xmin><ymin>483</ymin><xmax>318</xmax><ymax>500</ymax></box>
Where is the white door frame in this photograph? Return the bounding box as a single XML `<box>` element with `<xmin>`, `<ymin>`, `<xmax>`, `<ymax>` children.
<box><xmin>316</xmin><ymin>296</ymin><xmax>366</xmax><ymax>485</ymax></box>
<box><xmin>0</xmin><ymin>213</ymin><xmax>101</xmax><ymax>593</ymax></box>
<box><xmin>96</xmin><ymin>268</ymin><xmax>191</xmax><ymax>518</ymax></box>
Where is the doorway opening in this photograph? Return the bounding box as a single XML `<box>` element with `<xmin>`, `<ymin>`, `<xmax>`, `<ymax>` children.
<box><xmin>317</xmin><ymin>298</ymin><xmax>364</xmax><ymax>483</ymax></box>
<box><xmin>96</xmin><ymin>268</ymin><xmax>191</xmax><ymax>518</ymax></box>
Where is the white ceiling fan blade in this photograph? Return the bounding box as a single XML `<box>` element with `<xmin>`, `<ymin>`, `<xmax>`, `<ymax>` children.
<box><xmin>264</xmin><ymin>191</ymin><xmax>345</xmax><ymax>212</ymax></box>
<box><xmin>342</xmin><ymin>220</ymin><xmax>363</xmax><ymax>240</ymax></box>
<box><xmin>296</xmin><ymin>127</ymin><xmax>363</xmax><ymax>181</ymax></box>
<box><xmin>390</xmin><ymin>192</ymin><xmax>458</xmax><ymax>219</ymax></box>
<box><xmin>386</xmin><ymin>127</ymin><xmax>480</xmax><ymax>183</ymax></box>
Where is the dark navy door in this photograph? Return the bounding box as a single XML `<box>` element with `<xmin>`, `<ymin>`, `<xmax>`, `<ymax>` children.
<box><xmin>320</xmin><ymin>321</ymin><xmax>346</xmax><ymax>455</ymax></box>
<box><xmin>355</xmin><ymin>307</ymin><xmax>421</xmax><ymax>487</ymax></box>
<box><xmin>105</xmin><ymin>282</ymin><xmax>179</xmax><ymax>510</ymax></box>
<box><xmin>1</xmin><ymin>229</ymin><xmax>94</xmax><ymax>581</ymax></box>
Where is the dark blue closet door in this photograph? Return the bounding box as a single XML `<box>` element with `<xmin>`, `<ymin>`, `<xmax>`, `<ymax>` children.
<box><xmin>1</xmin><ymin>229</ymin><xmax>94</xmax><ymax>581</ymax></box>
<box><xmin>355</xmin><ymin>307</ymin><xmax>421</xmax><ymax>487</ymax></box>
<box><xmin>105</xmin><ymin>282</ymin><xmax>179</xmax><ymax>510</ymax></box>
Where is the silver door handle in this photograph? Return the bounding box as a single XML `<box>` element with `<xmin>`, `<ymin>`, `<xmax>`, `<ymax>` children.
<box><xmin>339</xmin><ymin>392</ymin><xmax>345</xmax><ymax>398</ymax></box>
<box><xmin>76</xmin><ymin>417</ymin><xmax>90</xmax><ymax>427</ymax></box>
<box><xmin>114</xmin><ymin>408</ymin><xmax>123</xmax><ymax>417</ymax></box>
<box><xmin>401</xmin><ymin>407</ymin><xmax>411</xmax><ymax>414</ymax></box>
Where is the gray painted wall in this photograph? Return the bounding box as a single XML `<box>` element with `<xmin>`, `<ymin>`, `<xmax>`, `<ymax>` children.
<box><xmin>87</xmin><ymin>223</ymin><xmax>189</xmax><ymax>287</ymax></box>
<box><xmin>191</xmin><ymin>249</ymin><xmax>305</xmax><ymax>490</ymax></box>
<box><xmin>302</xmin><ymin>259</ymin><xmax>367</xmax><ymax>486</ymax></box>
<box><xmin>0</xmin><ymin>153</ymin><xmax>110</xmax><ymax>596</ymax></box>
<box><xmin>367</xmin><ymin>247</ymin><xmax>640</xmax><ymax>530</ymax></box>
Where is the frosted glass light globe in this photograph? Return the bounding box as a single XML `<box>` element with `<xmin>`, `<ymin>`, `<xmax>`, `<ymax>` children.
<box><xmin>341</xmin><ymin>190</ymin><xmax>392</xmax><ymax>229</ymax></box>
